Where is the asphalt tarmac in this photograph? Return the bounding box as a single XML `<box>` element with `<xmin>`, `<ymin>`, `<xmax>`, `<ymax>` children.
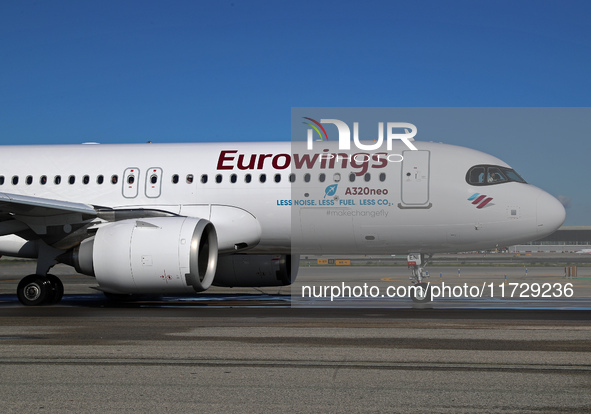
<box><xmin>0</xmin><ymin>261</ymin><xmax>590</xmax><ymax>412</ymax></box>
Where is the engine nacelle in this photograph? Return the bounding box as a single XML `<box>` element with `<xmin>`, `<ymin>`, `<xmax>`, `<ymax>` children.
<box><xmin>73</xmin><ymin>217</ymin><xmax>218</xmax><ymax>294</ymax></box>
<box><xmin>213</xmin><ymin>254</ymin><xmax>299</xmax><ymax>287</ymax></box>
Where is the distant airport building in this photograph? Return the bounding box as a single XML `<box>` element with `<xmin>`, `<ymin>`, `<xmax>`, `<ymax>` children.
<box><xmin>509</xmin><ymin>226</ymin><xmax>591</xmax><ymax>253</ymax></box>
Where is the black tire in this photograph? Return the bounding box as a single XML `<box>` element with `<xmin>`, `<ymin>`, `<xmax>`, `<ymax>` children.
<box><xmin>17</xmin><ymin>275</ymin><xmax>51</xmax><ymax>306</ymax></box>
<box><xmin>411</xmin><ymin>282</ymin><xmax>432</xmax><ymax>303</ymax></box>
<box><xmin>46</xmin><ymin>274</ymin><xmax>64</xmax><ymax>305</ymax></box>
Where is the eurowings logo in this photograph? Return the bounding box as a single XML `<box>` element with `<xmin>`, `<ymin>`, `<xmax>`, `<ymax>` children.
<box><xmin>468</xmin><ymin>193</ymin><xmax>494</xmax><ymax>209</ymax></box>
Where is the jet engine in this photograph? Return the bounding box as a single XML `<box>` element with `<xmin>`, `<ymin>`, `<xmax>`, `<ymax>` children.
<box><xmin>72</xmin><ymin>217</ymin><xmax>218</xmax><ymax>294</ymax></box>
<box><xmin>213</xmin><ymin>254</ymin><xmax>299</xmax><ymax>287</ymax></box>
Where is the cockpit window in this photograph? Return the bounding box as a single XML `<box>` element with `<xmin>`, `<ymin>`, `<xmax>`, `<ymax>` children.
<box><xmin>468</xmin><ymin>166</ymin><xmax>486</xmax><ymax>184</ymax></box>
<box><xmin>486</xmin><ymin>167</ymin><xmax>507</xmax><ymax>184</ymax></box>
<box><xmin>504</xmin><ymin>168</ymin><xmax>526</xmax><ymax>183</ymax></box>
<box><xmin>466</xmin><ymin>165</ymin><xmax>526</xmax><ymax>186</ymax></box>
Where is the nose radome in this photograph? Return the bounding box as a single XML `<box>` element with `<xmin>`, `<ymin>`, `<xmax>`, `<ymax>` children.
<box><xmin>536</xmin><ymin>191</ymin><xmax>566</xmax><ymax>236</ymax></box>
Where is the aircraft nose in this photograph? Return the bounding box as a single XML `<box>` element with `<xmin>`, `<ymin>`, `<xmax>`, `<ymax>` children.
<box><xmin>536</xmin><ymin>191</ymin><xmax>566</xmax><ymax>236</ymax></box>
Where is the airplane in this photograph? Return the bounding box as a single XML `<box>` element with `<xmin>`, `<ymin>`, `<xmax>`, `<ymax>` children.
<box><xmin>0</xmin><ymin>139</ymin><xmax>565</xmax><ymax>305</ymax></box>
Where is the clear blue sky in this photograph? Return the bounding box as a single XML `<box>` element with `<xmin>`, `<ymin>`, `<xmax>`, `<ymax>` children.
<box><xmin>1</xmin><ymin>1</ymin><xmax>590</xmax><ymax>224</ymax></box>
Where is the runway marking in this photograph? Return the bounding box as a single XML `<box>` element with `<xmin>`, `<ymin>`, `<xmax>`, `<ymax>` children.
<box><xmin>0</xmin><ymin>357</ymin><xmax>590</xmax><ymax>373</ymax></box>
<box><xmin>380</xmin><ymin>277</ymin><xmax>407</xmax><ymax>282</ymax></box>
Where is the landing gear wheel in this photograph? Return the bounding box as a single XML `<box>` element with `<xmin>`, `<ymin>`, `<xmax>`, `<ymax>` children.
<box><xmin>46</xmin><ymin>274</ymin><xmax>64</xmax><ymax>305</ymax></box>
<box><xmin>411</xmin><ymin>282</ymin><xmax>432</xmax><ymax>303</ymax></box>
<box><xmin>17</xmin><ymin>275</ymin><xmax>51</xmax><ymax>306</ymax></box>
<box><xmin>407</xmin><ymin>253</ymin><xmax>432</xmax><ymax>303</ymax></box>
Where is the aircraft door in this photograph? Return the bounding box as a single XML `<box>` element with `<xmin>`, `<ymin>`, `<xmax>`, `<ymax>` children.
<box><xmin>123</xmin><ymin>168</ymin><xmax>140</xmax><ymax>198</ymax></box>
<box><xmin>400</xmin><ymin>150</ymin><xmax>430</xmax><ymax>206</ymax></box>
<box><xmin>145</xmin><ymin>167</ymin><xmax>163</xmax><ymax>198</ymax></box>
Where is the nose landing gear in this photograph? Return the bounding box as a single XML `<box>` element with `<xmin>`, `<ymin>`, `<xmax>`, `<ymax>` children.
<box><xmin>408</xmin><ymin>253</ymin><xmax>431</xmax><ymax>303</ymax></box>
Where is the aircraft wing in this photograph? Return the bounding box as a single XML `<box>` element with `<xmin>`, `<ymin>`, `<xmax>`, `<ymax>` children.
<box><xmin>0</xmin><ymin>192</ymin><xmax>98</xmax><ymax>218</ymax></box>
<box><xmin>0</xmin><ymin>192</ymin><xmax>98</xmax><ymax>236</ymax></box>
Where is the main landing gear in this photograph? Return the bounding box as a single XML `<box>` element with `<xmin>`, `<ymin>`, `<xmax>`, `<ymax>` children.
<box><xmin>15</xmin><ymin>241</ymin><xmax>65</xmax><ymax>306</ymax></box>
<box><xmin>17</xmin><ymin>274</ymin><xmax>64</xmax><ymax>306</ymax></box>
<box><xmin>407</xmin><ymin>253</ymin><xmax>431</xmax><ymax>303</ymax></box>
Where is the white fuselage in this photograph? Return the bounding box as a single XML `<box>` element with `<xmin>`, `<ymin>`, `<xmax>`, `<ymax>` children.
<box><xmin>0</xmin><ymin>140</ymin><xmax>565</xmax><ymax>256</ymax></box>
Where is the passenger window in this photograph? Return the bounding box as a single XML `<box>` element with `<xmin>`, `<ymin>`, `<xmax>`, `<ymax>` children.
<box><xmin>111</xmin><ymin>175</ymin><xmax>118</xmax><ymax>184</ymax></box>
<box><xmin>289</xmin><ymin>173</ymin><xmax>295</xmax><ymax>183</ymax></box>
<box><xmin>97</xmin><ymin>175</ymin><xmax>104</xmax><ymax>184</ymax></box>
<box><xmin>333</xmin><ymin>173</ymin><xmax>341</xmax><ymax>182</ymax></box>
<box><xmin>379</xmin><ymin>173</ymin><xmax>386</xmax><ymax>182</ymax></box>
<box><xmin>83</xmin><ymin>175</ymin><xmax>89</xmax><ymax>184</ymax></box>
<box><xmin>216</xmin><ymin>174</ymin><xmax>222</xmax><ymax>183</ymax></box>
<box><xmin>12</xmin><ymin>176</ymin><xmax>18</xmax><ymax>185</ymax></box>
<box><xmin>0</xmin><ymin>176</ymin><xmax>4</xmax><ymax>185</ymax></box>
<box><xmin>260</xmin><ymin>174</ymin><xmax>266</xmax><ymax>183</ymax></box>
<box><xmin>304</xmin><ymin>173</ymin><xmax>311</xmax><ymax>183</ymax></box>
<box><xmin>26</xmin><ymin>176</ymin><xmax>33</xmax><ymax>185</ymax></box>
<box><xmin>187</xmin><ymin>174</ymin><xmax>194</xmax><ymax>183</ymax></box>
<box><xmin>364</xmin><ymin>173</ymin><xmax>370</xmax><ymax>182</ymax></box>
<box><xmin>172</xmin><ymin>174</ymin><xmax>179</xmax><ymax>184</ymax></box>
<box><xmin>40</xmin><ymin>175</ymin><xmax>47</xmax><ymax>185</ymax></box>
<box><xmin>245</xmin><ymin>174</ymin><xmax>252</xmax><ymax>183</ymax></box>
<box><xmin>128</xmin><ymin>175</ymin><xmax>135</xmax><ymax>185</ymax></box>
<box><xmin>200</xmin><ymin>174</ymin><xmax>207</xmax><ymax>184</ymax></box>
<box><xmin>349</xmin><ymin>173</ymin><xmax>356</xmax><ymax>182</ymax></box>
<box><xmin>54</xmin><ymin>175</ymin><xmax>61</xmax><ymax>185</ymax></box>
<box><xmin>319</xmin><ymin>173</ymin><xmax>326</xmax><ymax>183</ymax></box>
<box><xmin>150</xmin><ymin>174</ymin><xmax>157</xmax><ymax>184</ymax></box>
<box><xmin>69</xmin><ymin>175</ymin><xmax>76</xmax><ymax>185</ymax></box>
<box><xmin>274</xmin><ymin>174</ymin><xmax>281</xmax><ymax>183</ymax></box>
<box><xmin>231</xmin><ymin>174</ymin><xmax>237</xmax><ymax>183</ymax></box>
